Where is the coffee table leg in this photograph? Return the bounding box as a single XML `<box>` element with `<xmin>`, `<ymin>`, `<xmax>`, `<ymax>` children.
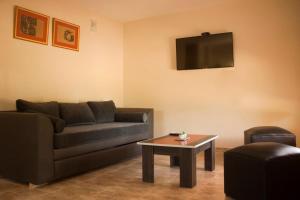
<box><xmin>142</xmin><ymin>146</ymin><xmax>154</xmax><ymax>183</ymax></box>
<box><xmin>204</xmin><ymin>140</ymin><xmax>215</xmax><ymax>171</ymax></box>
<box><xmin>180</xmin><ymin>148</ymin><xmax>196</xmax><ymax>188</ymax></box>
<box><xmin>170</xmin><ymin>156</ymin><xmax>180</xmax><ymax>167</ymax></box>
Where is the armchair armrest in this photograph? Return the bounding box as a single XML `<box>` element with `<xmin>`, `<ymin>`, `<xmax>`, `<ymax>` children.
<box><xmin>116</xmin><ymin>108</ymin><xmax>154</xmax><ymax>138</ymax></box>
<box><xmin>0</xmin><ymin>112</ymin><xmax>54</xmax><ymax>184</ymax></box>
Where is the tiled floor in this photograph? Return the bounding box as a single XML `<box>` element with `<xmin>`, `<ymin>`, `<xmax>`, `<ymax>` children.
<box><xmin>0</xmin><ymin>149</ymin><xmax>229</xmax><ymax>200</ymax></box>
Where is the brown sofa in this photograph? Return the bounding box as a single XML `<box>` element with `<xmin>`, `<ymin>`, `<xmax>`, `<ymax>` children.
<box><xmin>0</xmin><ymin>100</ymin><xmax>153</xmax><ymax>185</ymax></box>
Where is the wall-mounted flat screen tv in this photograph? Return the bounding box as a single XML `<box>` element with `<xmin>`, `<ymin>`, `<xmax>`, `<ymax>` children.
<box><xmin>176</xmin><ymin>32</ymin><xmax>234</xmax><ymax>70</ymax></box>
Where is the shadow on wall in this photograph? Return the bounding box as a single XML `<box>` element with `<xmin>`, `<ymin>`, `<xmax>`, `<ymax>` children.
<box><xmin>0</xmin><ymin>99</ymin><xmax>15</xmax><ymax>111</ymax></box>
<box><xmin>255</xmin><ymin>110</ymin><xmax>292</xmax><ymax>124</ymax></box>
<box><xmin>154</xmin><ymin>110</ymin><xmax>165</xmax><ymax>137</ymax></box>
<box><xmin>169</xmin><ymin>36</ymin><xmax>177</xmax><ymax>70</ymax></box>
<box><xmin>290</xmin><ymin>113</ymin><xmax>300</xmax><ymax>147</ymax></box>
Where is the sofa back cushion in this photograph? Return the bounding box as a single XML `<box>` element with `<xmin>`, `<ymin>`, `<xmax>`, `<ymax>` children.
<box><xmin>16</xmin><ymin>99</ymin><xmax>60</xmax><ymax>117</ymax></box>
<box><xmin>60</xmin><ymin>103</ymin><xmax>96</xmax><ymax>126</ymax></box>
<box><xmin>87</xmin><ymin>101</ymin><xmax>116</xmax><ymax>123</ymax></box>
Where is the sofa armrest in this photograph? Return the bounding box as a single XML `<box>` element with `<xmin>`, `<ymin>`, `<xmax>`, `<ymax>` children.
<box><xmin>0</xmin><ymin>112</ymin><xmax>54</xmax><ymax>184</ymax></box>
<box><xmin>116</xmin><ymin>108</ymin><xmax>154</xmax><ymax>138</ymax></box>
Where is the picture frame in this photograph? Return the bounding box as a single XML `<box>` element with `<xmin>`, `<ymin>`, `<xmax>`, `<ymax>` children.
<box><xmin>52</xmin><ymin>18</ymin><xmax>80</xmax><ymax>51</ymax></box>
<box><xmin>14</xmin><ymin>6</ymin><xmax>49</xmax><ymax>45</ymax></box>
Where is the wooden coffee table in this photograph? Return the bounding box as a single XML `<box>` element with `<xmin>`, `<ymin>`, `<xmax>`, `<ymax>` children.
<box><xmin>137</xmin><ymin>134</ymin><xmax>218</xmax><ymax>188</ymax></box>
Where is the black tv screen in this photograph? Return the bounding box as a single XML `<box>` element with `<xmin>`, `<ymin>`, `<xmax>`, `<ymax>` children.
<box><xmin>176</xmin><ymin>32</ymin><xmax>234</xmax><ymax>70</ymax></box>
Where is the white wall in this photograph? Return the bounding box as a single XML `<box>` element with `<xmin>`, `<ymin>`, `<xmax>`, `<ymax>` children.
<box><xmin>0</xmin><ymin>0</ymin><xmax>124</xmax><ymax>110</ymax></box>
<box><xmin>124</xmin><ymin>0</ymin><xmax>300</xmax><ymax>147</ymax></box>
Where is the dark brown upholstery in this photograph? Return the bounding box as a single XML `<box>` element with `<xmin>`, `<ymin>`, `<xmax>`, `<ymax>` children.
<box><xmin>59</xmin><ymin>103</ymin><xmax>96</xmax><ymax>126</ymax></box>
<box><xmin>0</xmin><ymin>112</ymin><xmax>54</xmax><ymax>185</ymax></box>
<box><xmin>87</xmin><ymin>101</ymin><xmax>116</xmax><ymax>123</ymax></box>
<box><xmin>244</xmin><ymin>126</ymin><xmax>296</xmax><ymax>146</ymax></box>
<box><xmin>224</xmin><ymin>142</ymin><xmax>300</xmax><ymax>200</ymax></box>
<box><xmin>16</xmin><ymin>99</ymin><xmax>60</xmax><ymax>117</ymax></box>
<box><xmin>115</xmin><ymin>112</ymin><xmax>147</xmax><ymax>123</ymax></box>
<box><xmin>0</xmin><ymin>106</ymin><xmax>153</xmax><ymax>185</ymax></box>
<box><xmin>16</xmin><ymin>99</ymin><xmax>65</xmax><ymax>133</ymax></box>
<box><xmin>54</xmin><ymin>122</ymin><xmax>149</xmax><ymax>149</ymax></box>
<box><xmin>24</xmin><ymin>110</ymin><xmax>66</xmax><ymax>133</ymax></box>
<box><xmin>54</xmin><ymin>142</ymin><xmax>141</xmax><ymax>179</ymax></box>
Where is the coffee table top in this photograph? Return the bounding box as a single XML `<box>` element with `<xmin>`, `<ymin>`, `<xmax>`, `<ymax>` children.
<box><xmin>137</xmin><ymin>134</ymin><xmax>218</xmax><ymax>148</ymax></box>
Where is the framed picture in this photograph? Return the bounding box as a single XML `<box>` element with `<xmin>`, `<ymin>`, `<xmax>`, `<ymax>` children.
<box><xmin>52</xmin><ymin>18</ymin><xmax>80</xmax><ymax>51</ymax></box>
<box><xmin>14</xmin><ymin>6</ymin><xmax>49</xmax><ymax>45</ymax></box>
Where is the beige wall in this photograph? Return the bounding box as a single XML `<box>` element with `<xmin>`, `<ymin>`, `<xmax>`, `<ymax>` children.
<box><xmin>124</xmin><ymin>0</ymin><xmax>300</xmax><ymax>147</ymax></box>
<box><xmin>0</xmin><ymin>0</ymin><xmax>124</xmax><ymax>110</ymax></box>
<box><xmin>1</xmin><ymin>0</ymin><xmax>299</xmax><ymax>148</ymax></box>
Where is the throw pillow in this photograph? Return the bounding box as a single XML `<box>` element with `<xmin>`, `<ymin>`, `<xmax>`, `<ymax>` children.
<box><xmin>25</xmin><ymin>109</ymin><xmax>65</xmax><ymax>133</ymax></box>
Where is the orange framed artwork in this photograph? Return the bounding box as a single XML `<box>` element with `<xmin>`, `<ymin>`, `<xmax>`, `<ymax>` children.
<box><xmin>14</xmin><ymin>6</ymin><xmax>49</xmax><ymax>45</ymax></box>
<box><xmin>52</xmin><ymin>18</ymin><xmax>80</xmax><ymax>51</ymax></box>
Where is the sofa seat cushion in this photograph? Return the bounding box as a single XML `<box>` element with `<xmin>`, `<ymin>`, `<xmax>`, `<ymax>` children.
<box><xmin>54</xmin><ymin>122</ymin><xmax>149</xmax><ymax>149</ymax></box>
